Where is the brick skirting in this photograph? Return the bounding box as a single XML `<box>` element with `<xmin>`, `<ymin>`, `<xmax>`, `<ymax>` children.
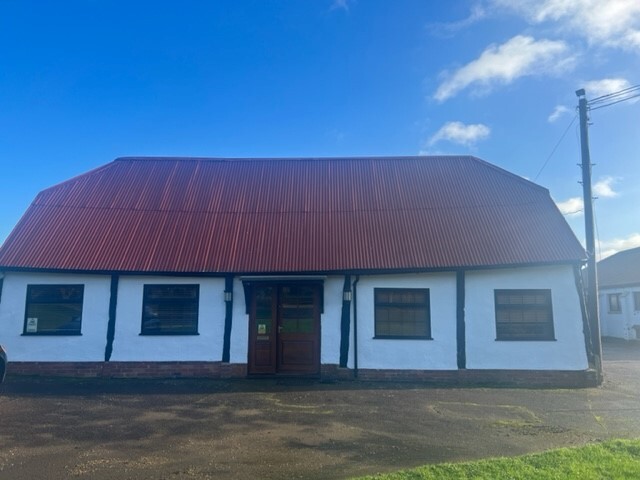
<box><xmin>7</xmin><ymin>362</ymin><xmax>598</xmax><ymax>387</ymax></box>
<box><xmin>8</xmin><ymin>361</ymin><xmax>247</xmax><ymax>379</ymax></box>
<box><xmin>354</xmin><ymin>368</ymin><xmax>600</xmax><ymax>388</ymax></box>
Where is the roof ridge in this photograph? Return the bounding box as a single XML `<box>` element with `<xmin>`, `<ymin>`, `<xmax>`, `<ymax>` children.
<box><xmin>599</xmin><ymin>246</ymin><xmax>640</xmax><ymax>263</ymax></box>
<box><xmin>113</xmin><ymin>155</ymin><xmax>549</xmax><ymax>192</ymax></box>
<box><xmin>465</xmin><ymin>155</ymin><xmax>549</xmax><ymax>194</ymax></box>
<box><xmin>114</xmin><ymin>155</ymin><xmax>474</xmax><ymax>163</ymax></box>
<box><xmin>35</xmin><ymin>161</ymin><xmax>119</xmax><ymax>198</ymax></box>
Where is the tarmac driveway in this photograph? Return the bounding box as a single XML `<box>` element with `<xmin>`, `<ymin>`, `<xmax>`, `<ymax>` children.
<box><xmin>0</xmin><ymin>340</ymin><xmax>639</xmax><ymax>480</ymax></box>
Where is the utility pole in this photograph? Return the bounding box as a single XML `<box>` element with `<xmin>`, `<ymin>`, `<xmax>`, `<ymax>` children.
<box><xmin>576</xmin><ymin>88</ymin><xmax>602</xmax><ymax>380</ymax></box>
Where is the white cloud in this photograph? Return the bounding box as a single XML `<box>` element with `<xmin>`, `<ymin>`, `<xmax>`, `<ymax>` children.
<box><xmin>548</xmin><ymin>105</ymin><xmax>570</xmax><ymax>123</ymax></box>
<box><xmin>556</xmin><ymin>196</ymin><xmax>583</xmax><ymax>216</ymax></box>
<box><xmin>593</xmin><ymin>176</ymin><xmax>619</xmax><ymax>198</ymax></box>
<box><xmin>330</xmin><ymin>0</ymin><xmax>353</xmax><ymax>12</ymax></box>
<box><xmin>493</xmin><ymin>0</ymin><xmax>640</xmax><ymax>52</ymax></box>
<box><xmin>583</xmin><ymin>78</ymin><xmax>632</xmax><ymax>99</ymax></box>
<box><xmin>434</xmin><ymin>35</ymin><xmax>572</xmax><ymax>101</ymax></box>
<box><xmin>598</xmin><ymin>233</ymin><xmax>640</xmax><ymax>259</ymax></box>
<box><xmin>428</xmin><ymin>4</ymin><xmax>487</xmax><ymax>37</ymax></box>
<box><xmin>428</xmin><ymin>121</ymin><xmax>491</xmax><ymax>146</ymax></box>
<box><xmin>556</xmin><ymin>176</ymin><xmax>619</xmax><ymax>214</ymax></box>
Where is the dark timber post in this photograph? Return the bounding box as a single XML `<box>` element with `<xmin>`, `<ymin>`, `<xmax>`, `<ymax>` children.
<box><xmin>222</xmin><ymin>276</ymin><xmax>234</xmax><ymax>363</ymax></box>
<box><xmin>104</xmin><ymin>274</ymin><xmax>119</xmax><ymax>362</ymax></box>
<box><xmin>339</xmin><ymin>275</ymin><xmax>351</xmax><ymax>368</ymax></box>
<box><xmin>456</xmin><ymin>270</ymin><xmax>466</xmax><ymax>369</ymax></box>
<box><xmin>576</xmin><ymin>88</ymin><xmax>602</xmax><ymax>378</ymax></box>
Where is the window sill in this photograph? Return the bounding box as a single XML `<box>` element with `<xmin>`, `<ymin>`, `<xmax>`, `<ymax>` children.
<box><xmin>22</xmin><ymin>332</ymin><xmax>82</xmax><ymax>336</ymax></box>
<box><xmin>139</xmin><ymin>333</ymin><xmax>200</xmax><ymax>336</ymax></box>
<box><xmin>495</xmin><ymin>338</ymin><xmax>556</xmax><ymax>342</ymax></box>
<box><xmin>373</xmin><ymin>336</ymin><xmax>433</xmax><ymax>340</ymax></box>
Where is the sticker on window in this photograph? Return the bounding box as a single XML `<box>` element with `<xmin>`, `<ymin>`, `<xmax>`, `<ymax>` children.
<box><xmin>26</xmin><ymin>317</ymin><xmax>38</xmax><ymax>333</ymax></box>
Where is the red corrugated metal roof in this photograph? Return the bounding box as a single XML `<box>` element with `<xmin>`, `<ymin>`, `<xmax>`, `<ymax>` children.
<box><xmin>0</xmin><ymin>156</ymin><xmax>585</xmax><ymax>273</ymax></box>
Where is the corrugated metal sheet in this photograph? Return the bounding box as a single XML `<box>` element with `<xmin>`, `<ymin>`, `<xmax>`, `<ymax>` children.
<box><xmin>597</xmin><ymin>247</ymin><xmax>640</xmax><ymax>287</ymax></box>
<box><xmin>0</xmin><ymin>156</ymin><xmax>586</xmax><ymax>273</ymax></box>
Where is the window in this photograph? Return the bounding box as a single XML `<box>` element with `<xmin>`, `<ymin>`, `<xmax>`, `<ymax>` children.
<box><xmin>374</xmin><ymin>288</ymin><xmax>431</xmax><ymax>339</ymax></box>
<box><xmin>495</xmin><ymin>289</ymin><xmax>554</xmax><ymax>341</ymax></box>
<box><xmin>608</xmin><ymin>293</ymin><xmax>622</xmax><ymax>314</ymax></box>
<box><xmin>633</xmin><ymin>292</ymin><xmax>640</xmax><ymax>312</ymax></box>
<box><xmin>24</xmin><ymin>285</ymin><xmax>84</xmax><ymax>335</ymax></box>
<box><xmin>141</xmin><ymin>284</ymin><xmax>199</xmax><ymax>335</ymax></box>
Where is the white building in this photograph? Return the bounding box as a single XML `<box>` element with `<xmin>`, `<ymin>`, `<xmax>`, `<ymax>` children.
<box><xmin>598</xmin><ymin>247</ymin><xmax>640</xmax><ymax>340</ymax></box>
<box><xmin>0</xmin><ymin>156</ymin><xmax>596</xmax><ymax>386</ymax></box>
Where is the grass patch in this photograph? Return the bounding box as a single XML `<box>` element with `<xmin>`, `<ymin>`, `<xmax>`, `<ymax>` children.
<box><xmin>356</xmin><ymin>439</ymin><xmax>640</xmax><ymax>479</ymax></box>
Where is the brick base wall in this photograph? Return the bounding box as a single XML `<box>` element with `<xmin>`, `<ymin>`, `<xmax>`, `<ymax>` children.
<box><xmin>355</xmin><ymin>368</ymin><xmax>599</xmax><ymax>388</ymax></box>
<box><xmin>8</xmin><ymin>361</ymin><xmax>247</xmax><ymax>379</ymax></box>
<box><xmin>7</xmin><ymin>362</ymin><xmax>598</xmax><ymax>387</ymax></box>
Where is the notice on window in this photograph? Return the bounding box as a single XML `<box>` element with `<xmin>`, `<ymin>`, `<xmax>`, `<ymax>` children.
<box><xmin>26</xmin><ymin>317</ymin><xmax>38</xmax><ymax>333</ymax></box>
<box><xmin>258</xmin><ymin>324</ymin><xmax>266</xmax><ymax>334</ymax></box>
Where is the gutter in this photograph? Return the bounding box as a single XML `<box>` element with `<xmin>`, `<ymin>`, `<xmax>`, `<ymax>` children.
<box><xmin>352</xmin><ymin>275</ymin><xmax>360</xmax><ymax>378</ymax></box>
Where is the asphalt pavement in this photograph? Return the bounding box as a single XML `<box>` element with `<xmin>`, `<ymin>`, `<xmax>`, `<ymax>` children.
<box><xmin>0</xmin><ymin>339</ymin><xmax>638</xmax><ymax>480</ymax></box>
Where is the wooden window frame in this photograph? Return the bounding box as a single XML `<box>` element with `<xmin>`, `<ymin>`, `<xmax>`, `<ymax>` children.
<box><xmin>608</xmin><ymin>293</ymin><xmax>622</xmax><ymax>314</ymax></box>
<box><xmin>494</xmin><ymin>289</ymin><xmax>555</xmax><ymax>341</ymax></box>
<box><xmin>141</xmin><ymin>284</ymin><xmax>200</xmax><ymax>335</ymax></box>
<box><xmin>374</xmin><ymin>288</ymin><xmax>431</xmax><ymax>340</ymax></box>
<box><xmin>23</xmin><ymin>284</ymin><xmax>84</xmax><ymax>336</ymax></box>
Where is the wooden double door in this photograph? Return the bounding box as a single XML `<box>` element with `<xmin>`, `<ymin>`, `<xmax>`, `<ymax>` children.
<box><xmin>248</xmin><ymin>283</ymin><xmax>321</xmax><ymax>376</ymax></box>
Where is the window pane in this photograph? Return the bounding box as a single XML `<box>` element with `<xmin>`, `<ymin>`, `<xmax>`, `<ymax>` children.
<box><xmin>494</xmin><ymin>289</ymin><xmax>553</xmax><ymax>341</ymax></box>
<box><xmin>374</xmin><ymin>288</ymin><xmax>430</xmax><ymax>338</ymax></box>
<box><xmin>608</xmin><ymin>294</ymin><xmax>621</xmax><ymax>313</ymax></box>
<box><xmin>142</xmin><ymin>284</ymin><xmax>199</xmax><ymax>334</ymax></box>
<box><xmin>634</xmin><ymin>292</ymin><xmax>640</xmax><ymax>312</ymax></box>
<box><xmin>28</xmin><ymin>285</ymin><xmax>84</xmax><ymax>303</ymax></box>
<box><xmin>255</xmin><ymin>287</ymin><xmax>273</xmax><ymax>334</ymax></box>
<box><xmin>24</xmin><ymin>285</ymin><xmax>84</xmax><ymax>335</ymax></box>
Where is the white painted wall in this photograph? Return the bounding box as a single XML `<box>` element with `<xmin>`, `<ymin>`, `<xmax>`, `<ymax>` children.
<box><xmin>320</xmin><ymin>276</ymin><xmax>346</xmax><ymax>365</ymax></box>
<box><xmin>0</xmin><ymin>267</ymin><xmax>590</xmax><ymax>371</ymax></box>
<box><xmin>599</xmin><ymin>287</ymin><xmax>640</xmax><ymax>340</ymax></box>
<box><xmin>352</xmin><ymin>273</ymin><xmax>458</xmax><ymax>370</ymax></box>
<box><xmin>110</xmin><ymin>276</ymin><xmax>226</xmax><ymax>361</ymax></box>
<box><xmin>0</xmin><ymin>272</ymin><xmax>111</xmax><ymax>361</ymax></box>
<box><xmin>229</xmin><ymin>277</ymin><xmax>248</xmax><ymax>364</ymax></box>
<box><xmin>465</xmin><ymin>265</ymin><xmax>589</xmax><ymax>370</ymax></box>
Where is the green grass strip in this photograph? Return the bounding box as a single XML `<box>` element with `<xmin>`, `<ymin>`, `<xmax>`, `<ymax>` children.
<box><xmin>356</xmin><ymin>439</ymin><xmax>640</xmax><ymax>480</ymax></box>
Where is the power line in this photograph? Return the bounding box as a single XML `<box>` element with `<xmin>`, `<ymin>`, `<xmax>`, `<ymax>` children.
<box><xmin>591</xmin><ymin>92</ymin><xmax>640</xmax><ymax>111</ymax></box>
<box><xmin>593</xmin><ymin>204</ymin><xmax>602</xmax><ymax>261</ymax></box>
<box><xmin>534</xmin><ymin>113</ymin><xmax>577</xmax><ymax>181</ymax></box>
<box><xmin>534</xmin><ymin>84</ymin><xmax>638</xmax><ymax>182</ymax></box>
<box><xmin>588</xmin><ymin>84</ymin><xmax>640</xmax><ymax>105</ymax></box>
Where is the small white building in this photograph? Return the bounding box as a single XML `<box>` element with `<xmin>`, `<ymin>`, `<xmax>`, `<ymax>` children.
<box><xmin>598</xmin><ymin>247</ymin><xmax>640</xmax><ymax>340</ymax></box>
<box><xmin>0</xmin><ymin>156</ymin><xmax>596</xmax><ymax>386</ymax></box>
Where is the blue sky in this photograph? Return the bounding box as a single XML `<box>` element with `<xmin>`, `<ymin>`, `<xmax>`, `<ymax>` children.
<box><xmin>1</xmin><ymin>0</ymin><xmax>638</xmax><ymax>258</ymax></box>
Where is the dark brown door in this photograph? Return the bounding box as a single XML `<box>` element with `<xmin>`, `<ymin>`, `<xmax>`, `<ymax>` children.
<box><xmin>248</xmin><ymin>283</ymin><xmax>321</xmax><ymax>376</ymax></box>
<box><xmin>248</xmin><ymin>285</ymin><xmax>277</xmax><ymax>374</ymax></box>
